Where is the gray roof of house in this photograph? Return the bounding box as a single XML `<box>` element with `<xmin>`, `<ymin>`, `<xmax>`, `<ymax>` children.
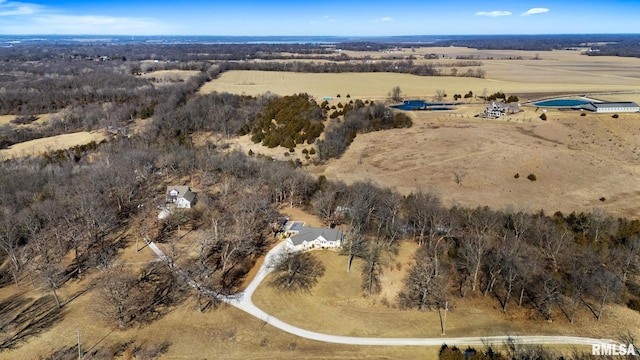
<box><xmin>167</xmin><ymin>186</ymin><xmax>190</xmax><ymax>197</ymax></box>
<box><xmin>167</xmin><ymin>186</ymin><xmax>195</xmax><ymax>203</ymax></box>
<box><xmin>181</xmin><ymin>190</ymin><xmax>196</xmax><ymax>203</ymax></box>
<box><xmin>289</xmin><ymin>227</ymin><xmax>343</xmax><ymax>246</ymax></box>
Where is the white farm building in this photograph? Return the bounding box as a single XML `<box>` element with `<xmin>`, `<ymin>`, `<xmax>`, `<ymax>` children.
<box><xmin>581</xmin><ymin>102</ymin><xmax>640</xmax><ymax>113</ymax></box>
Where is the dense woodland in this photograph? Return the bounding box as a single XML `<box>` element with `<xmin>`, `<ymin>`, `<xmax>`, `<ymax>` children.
<box><xmin>0</xmin><ymin>41</ymin><xmax>639</xmax><ymax>358</ymax></box>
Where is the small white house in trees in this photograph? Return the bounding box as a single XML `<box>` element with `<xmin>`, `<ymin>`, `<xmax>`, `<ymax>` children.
<box><xmin>286</xmin><ymin>225</ymin><xmax>343</xmax><ymax>251</ymax></box>
<box><xmin>165</xmin><ymin>186</ymin><xmax>196</xmax><ymax>209</ymax></box>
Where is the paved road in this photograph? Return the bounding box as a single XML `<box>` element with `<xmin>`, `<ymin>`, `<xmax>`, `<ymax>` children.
<box><xmin>149</xmin><ymin>240</ymin><xmax>616</xmax><ymax>347</ymax></box>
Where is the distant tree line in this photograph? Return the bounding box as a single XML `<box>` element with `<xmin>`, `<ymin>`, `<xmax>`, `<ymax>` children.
<box><xmin>432</xmin><ymin>34</ymin><xmax>640</xmax><ymax>52</ymax></box>
<box><xmin>586</xmin><ymin>38</ymin><xmax>640</xmax><ymax>58</ymax></box>
<box><xmin>217</xmin><ymin>59</ymin><xmax>441</xmax><ymax>76</ymax></box>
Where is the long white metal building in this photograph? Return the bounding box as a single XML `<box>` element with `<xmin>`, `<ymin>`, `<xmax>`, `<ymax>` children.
<box><xmin>581</xmin><ymin>102</ymin><xmax>640</xmax><ymax>113</ymax></box>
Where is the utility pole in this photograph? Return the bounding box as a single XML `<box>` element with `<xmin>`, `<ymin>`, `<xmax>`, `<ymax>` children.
<box><xmin>438</xmin><ymin>301</ymin><xmax>449</xmax><ymax>335</ymax></box>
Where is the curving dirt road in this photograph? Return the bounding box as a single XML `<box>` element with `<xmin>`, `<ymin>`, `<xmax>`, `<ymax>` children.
<box><xmin>149</xmin><ymin>240</ymin><xmax>616</xmax><ymax>348</ymax></box>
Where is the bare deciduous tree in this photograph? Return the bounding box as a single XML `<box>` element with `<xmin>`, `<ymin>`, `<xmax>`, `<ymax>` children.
<box><xmin>458</xmin><ymin>207</ymin><xmax>499</xmax><ymax>293</ymax></box>
<box><xmin>0</xmin><ymin>214</ymin><xmax>22</xmax><ymax>286</ymax></box>
<box><xmin>397</xmin><ymin>246</ymin><xmax>448</xmax><ymax>312</ymax></box>
<box><xmin>94</xmin><ymin>266</ymin><xmax>149</xmax><ymax>328</ymax></box>
<box><xmin>269</xmin><ymin>250</ymin><xmax>325</xmax><ymax>293</ymax></box>
<box><xmin>388</xmin><ymin>86</ymin><xmax>402</xmax><ymax>103</ymax></box>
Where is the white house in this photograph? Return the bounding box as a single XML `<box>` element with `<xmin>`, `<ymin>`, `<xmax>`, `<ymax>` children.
<box><xmin>482</xmin><ymin>102</ymin><xmax>520</xmax><ymax>119</ymax></box>
<box><xmin>165</xmin><ymin>186</ymin><xmax>196</xmax><ymax>209</ymax></box>
<box><xmin>286</xmin><ymin>226</ymin><xmax>343</xmax><ymax>251</ymax></box>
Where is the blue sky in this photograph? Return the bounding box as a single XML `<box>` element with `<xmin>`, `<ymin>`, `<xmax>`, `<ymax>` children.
<box><xmin>0</xmin><ymin>0</ymin><xmax>638</xmax><ymax>36</ymax></box>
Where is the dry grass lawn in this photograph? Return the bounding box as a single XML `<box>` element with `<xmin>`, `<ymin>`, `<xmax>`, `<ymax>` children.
<box><xmin>253</xmin><ymin>243</ymin><xmax>640</xmax><ymax>342</ymax></box>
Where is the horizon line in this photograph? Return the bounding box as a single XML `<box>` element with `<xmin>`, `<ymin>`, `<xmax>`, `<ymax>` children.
<box><xmin>1</xmin><ymin>32</ymin><xmax>639</xmax><ymax>37</ymax></box>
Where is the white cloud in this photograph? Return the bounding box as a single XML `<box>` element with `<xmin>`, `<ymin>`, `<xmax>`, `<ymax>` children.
<box><xmin>0</xmin><ymin>0</ymin><xmax>41</xmax><ymax>16</ymax></box>
<box><xmin>521</xmin><ymin>8</ymin><xmax>550</xmax><ymax>16</ymax></box>
<box><xmin>0</xmin><ymin>1</ymin><xmax>173</xmax><ymax>34</ymax></box>
<box><xmin>321</xmin><ymin>15</ymin><xmax>337</xmax><ymax>23</ymax></box>
<box><xmin>370</xmin><ymin>17</ymin><xmax>393</xmax><ymax>23</ymax></box>
<box><xmin>475</xmin><ymin>10</ymin><xmax>512</xmax><ymax>17</ymax></box>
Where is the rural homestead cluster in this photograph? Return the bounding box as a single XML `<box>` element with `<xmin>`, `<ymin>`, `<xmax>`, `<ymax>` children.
<box><xmin>161</xmin><ymin>185</ymin><xmax>343</xmax><ymax>251</ymax></box>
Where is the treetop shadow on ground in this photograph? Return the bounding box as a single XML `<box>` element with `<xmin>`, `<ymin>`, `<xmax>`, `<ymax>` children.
<box><xmin>0</xmin><ymin>293</ymin><xmax>67</xmax><ymax>351</ymax></box>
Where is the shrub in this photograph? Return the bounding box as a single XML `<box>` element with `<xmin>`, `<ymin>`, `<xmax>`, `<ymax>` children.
<box><xmin>628</xmin><ymin>298</ymin><xmax>640</xmax><ymax>312</ymax></box>
<box><xmin>527</xmin><ymin>174</ymin><xmax>537</xmax><ymax>181</ymax></box>
<box><xmin>612</xmin><ymin>114</ymin><xmax>619</xmax><ymax>119</ymax></box>
<box><xmin>514</xmin><ymin>173</ymin><xmax>520</xmax><ymax>179</ymax></box>
<box><xmin>580</xmin><ymin>112</ymin><xmax>587</xmax><ymax>116</ymax></box>
<box><xmin>309</xmin><ymin>148</ymin><xmax>316</xmax><ymax>155</ymax></box>
<box><xmin>251</xmin><ymin>93</ymin><xmax>324</xmax><ymax>148</ymax></box>
<box><xmin>539</xmin><ymin>113</ymin><xmax>547</xmax><ymax>121</ymax></box>
<box><xmin>10</xmin><ymin>115</ymin><xmax>38</xmax><ymax>125</ymax></box>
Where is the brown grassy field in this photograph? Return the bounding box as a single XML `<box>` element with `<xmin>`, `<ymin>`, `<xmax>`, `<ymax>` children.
<box><xmin>0</xmin><ymin>113</ymin><xmax>55</xmax><ymax>126</ymax></box>
<box><xmin>138</xmin><ymin>69</ymin><xmax>200</xmax><ymax>85</ymax></box>
<box><xmin>200</xmin><ymin>47</ymin><xmax>640</xmax><ymax>104</ymax></box>
<box><xmin>0</xmin><ymin>115</ymin><xmax>13</xmax><ymax>125</ymax></box>
<box><xmin>0</xmin><ymin>131</ymin><xmax>107</xmax><ymax>160</ymax></box>
<box><xmin>312</xmin><ymin>109</ymin><xmax>640</xmax><ymax>218</ymax></box>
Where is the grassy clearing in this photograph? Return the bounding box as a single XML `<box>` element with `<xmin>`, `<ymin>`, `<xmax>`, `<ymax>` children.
<box><xmin>0</xmin><ymin>115</ymin><xmax>14</xmax><ymax>125</ymax></box>
<box><xmin>138</xmin><ymin>70</ymin><xmax>200</xmax><ymax>85</ymax></box>
<box><xmin>0</xmin><ymin>131</ymin><xmax>107</xmax><ymax>160</ymax></box>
